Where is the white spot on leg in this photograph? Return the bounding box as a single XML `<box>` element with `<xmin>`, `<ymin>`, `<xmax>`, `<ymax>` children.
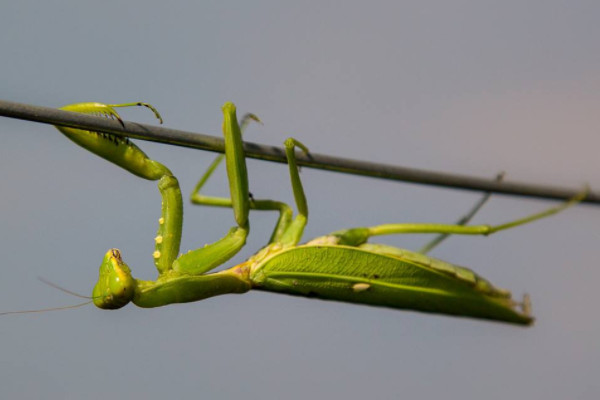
<box><xmin>352</xmin><ymin>283</ymin><xmax>370</xmax><ymax>292</ymax></box>
<box><xmin>153</xmin><ymin>250</ymin><xmax>161</xmax><ymax>259</ymax></box>
<box><xmin>154</xmin><ymin>235</ymin><xmax>163</xmax><ymax>244</ymax></box>
<box><xmin>158</xmin><ymin>217</ymin><xmax>165</xmax><ymax>225</ymax></box>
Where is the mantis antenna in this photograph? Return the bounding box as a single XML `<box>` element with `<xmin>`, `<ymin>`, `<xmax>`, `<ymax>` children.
<box><xmin>0</xmin><ymin>278</ymin><xmax>94</xmax><ymax>316</ymax></box>
<box><xmin>0</xmin><ymin>302</ymin><xmax>92</xmax><ymax>316</ymax></box>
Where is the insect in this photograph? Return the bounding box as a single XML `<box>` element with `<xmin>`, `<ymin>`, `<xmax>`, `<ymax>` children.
<box><xmin>21</xmin><ymin>101</ymin><xmax>585</xmax><ymax>324</ymax></box>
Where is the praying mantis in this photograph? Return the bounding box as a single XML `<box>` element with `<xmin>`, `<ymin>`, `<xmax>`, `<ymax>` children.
<box><xmin>24</xmin><ymin>101</ymin><xmax>585</xmax><ymax>325</ymax></box>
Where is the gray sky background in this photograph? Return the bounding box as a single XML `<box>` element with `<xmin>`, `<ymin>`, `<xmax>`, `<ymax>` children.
<box><xmin>1</xmin><ymin>1</ymin><xmax>599</xmax><ymax>399</ymax></box>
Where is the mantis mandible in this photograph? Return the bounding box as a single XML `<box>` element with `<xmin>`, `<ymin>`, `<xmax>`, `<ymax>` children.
<box><xmin>36</xmin><ymin>101</ymin><xmax>585</xmax><ymax>325</ymax></box>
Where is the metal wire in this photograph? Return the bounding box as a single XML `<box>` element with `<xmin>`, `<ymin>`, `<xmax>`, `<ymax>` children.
<box><xmin>1</xmin><ymin>99</ymin><xmax>598</xmax><ymax>204</ymax></box>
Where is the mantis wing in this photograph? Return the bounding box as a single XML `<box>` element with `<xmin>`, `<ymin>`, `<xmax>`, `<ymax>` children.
<box><xmin>250</xmin><ymin>245</ymin><xmax>532</xmax><ymax>325</ymax></box>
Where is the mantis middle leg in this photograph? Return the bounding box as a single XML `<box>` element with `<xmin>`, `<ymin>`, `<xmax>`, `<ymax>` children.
<box><xmin>189</xmin><ymin>114</ymin><xmax>311</xmax><ymax>246</ymax></box>
<box><xmin>170</xmin><ymin>103</ymin><xmax>257</xmax><ymax>275</ymax></box>
<box><xmin>189</xmin><ymin>113</ymin><xmax>293</xmax><ymax>244</ymax></box>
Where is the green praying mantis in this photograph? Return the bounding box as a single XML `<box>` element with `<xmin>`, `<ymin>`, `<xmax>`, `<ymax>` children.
<box><xmin>9</xmin><ymin>101</ymin><xmax>586</xmax><ymax>325</ymax></box>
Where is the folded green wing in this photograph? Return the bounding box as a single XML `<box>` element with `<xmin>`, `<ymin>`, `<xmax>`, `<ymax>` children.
<box><xmin>250</xmin><ymin>245</ymin><xmax>532</xmax><ymax>325</ymax></box>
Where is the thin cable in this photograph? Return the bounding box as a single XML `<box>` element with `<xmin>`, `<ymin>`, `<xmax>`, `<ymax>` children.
<box><xmin>0</xmin><ymin>99</ymin><xmax>597</xmax><ymax>204</ymax></box>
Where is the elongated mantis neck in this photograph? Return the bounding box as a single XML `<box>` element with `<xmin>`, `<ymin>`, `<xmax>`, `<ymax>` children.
<box><xmin>131</xmin><ymin>268</ymin><xmax>252</xmax><ymax>308</ymax></box>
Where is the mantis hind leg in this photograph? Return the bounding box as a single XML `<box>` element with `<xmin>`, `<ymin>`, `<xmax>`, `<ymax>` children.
<box><xmin>418</xmin><ymin>172</ymin><xmax>505</xmax><ymax>254</ymax></box>
<box><xmin>332</xmin><ymin>186</ymin><xmax>588</xmax><ymax>246</ymax></box>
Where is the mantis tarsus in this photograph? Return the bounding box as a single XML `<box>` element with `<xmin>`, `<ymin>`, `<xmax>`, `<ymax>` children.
<box><xmin>23</xmin><ymin>101</ymin><xmax>586</xmax><ymax>325</ymax></box>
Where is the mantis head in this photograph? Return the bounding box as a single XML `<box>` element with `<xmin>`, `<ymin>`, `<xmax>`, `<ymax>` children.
<box><xmin>92</xmin><ymin>249</ymin><xmax>136</xmax><ymax>309</ymax></box>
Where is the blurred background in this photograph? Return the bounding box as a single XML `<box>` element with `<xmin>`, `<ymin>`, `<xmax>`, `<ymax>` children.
<box><xmin>1</xmin><ymin>1</ymin><xmax>599</xmax><ymax>399</ymax></box>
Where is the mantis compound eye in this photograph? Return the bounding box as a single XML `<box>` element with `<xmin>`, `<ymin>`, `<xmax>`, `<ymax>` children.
<box><xmin>92</xmin><ymin>249</ymin><xmax>135</xmax><ymax>309</ymax></box>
